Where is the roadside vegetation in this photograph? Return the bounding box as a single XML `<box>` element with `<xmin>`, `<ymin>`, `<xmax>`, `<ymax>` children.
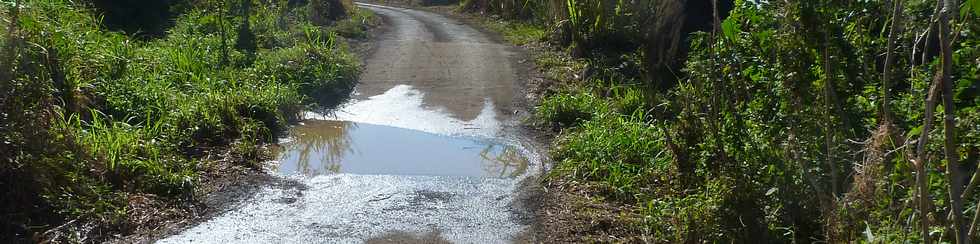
<box><xmin>0</xmin><ymin>0</ymin><xmax>364</xmax><ymax>242</ymax></box>
<box><xmin>463</xmin><ymin>0</ymin><xmax>980</xmax><ymax>242</ymax></box>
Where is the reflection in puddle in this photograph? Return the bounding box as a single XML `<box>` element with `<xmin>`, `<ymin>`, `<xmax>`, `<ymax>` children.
<box><xmin>480</xmin><ymin>144</ymin><xmax>527</xmax><ymax>178</ymax></box>
<box><xmin>274</xmin><ymin>120</ymin><xmax>528</xmax><ymax>178</ymax></box>
<box><xmin>311</xmin><ymin>84</ymin><xmax>502</xmax><ymax>137</ymax></box>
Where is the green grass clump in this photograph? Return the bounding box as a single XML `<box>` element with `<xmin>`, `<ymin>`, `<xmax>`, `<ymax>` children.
<box><xmin>638</xmin><ymin>177</ymin><xmax>731</xmax><ymax>242</ymax></box>
<box><xmin>611</xmin><ymin>86</ymin><xmax>648</xmax><ymax>115</ymax></box>
<box><xmin>252</xmin><ymin>36</ymin><xmax>359</xmax><ymax>105</ymax></box>
<box><xmin>551</xmin><ymin>111</ymin><xmax>670</xmax><ymax>199</ymax></box>
<box><xmin>535</xmin><ymin>89</ymin><xmax>605</xmax><ymax>129</ymax></box>
<box><xmin>484</xmin><ymin>20</ymin><xmax>546</xmax><ymax>46</ymax></box>
<box><xmin>330</xmin><ymin>8</ymin><xmax>380</xmax><ymax>39</ymax></box>
<box><xmin>61</xmin><ymin>111</ymin><xmax>195</xmax><ymax>196</ymax></box>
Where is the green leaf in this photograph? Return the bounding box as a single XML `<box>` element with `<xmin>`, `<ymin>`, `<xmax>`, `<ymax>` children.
<box><xmin>722</xmin><ymin>17</ymin><xmax>739</xmax><ymax>42</ymax></box>
<box><xmin>962</xmin><ymin>1</ymin><xmax>972</xmax><ymax>18</ymax></box>
<box><xmin>975</xmin><ymin>0</ymin><xmax>980</xmax><ymax>17</ymax></box>
<box><xmin>908</xmin><ymin>125</ymin><xmax>923</xmax><ymax>138</ymax></box>
<box><xmin>965</xmin><ymin>0</ymin><xmax>980</xmax><ymax>17</ymax></box>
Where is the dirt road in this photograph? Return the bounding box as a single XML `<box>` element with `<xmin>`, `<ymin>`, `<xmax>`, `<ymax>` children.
<box><xmin>158</xmin><ymin>3</ymin><xmax>539</xmax><ymax>243</ymax></box>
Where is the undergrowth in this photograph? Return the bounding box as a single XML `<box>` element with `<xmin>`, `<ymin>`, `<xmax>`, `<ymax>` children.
<box><xmin>1</xmin><ymin>0</ymin><xmax>365</xmax><ymax>242</ymax></box>
<box><xmin>477</xmin><ymin>0</ymin><xmax>980</xmax><ymax>242</ymax></box>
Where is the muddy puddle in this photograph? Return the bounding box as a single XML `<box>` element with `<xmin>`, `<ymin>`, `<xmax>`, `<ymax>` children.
<box><xmin>157</xmin><ymin>4</ymin><xmax>537</xmax><ymax>242</ymax></box>
<box><xmin>273</xmin><ymin>120</ymin><xmax>529</xmax><ymax>178</ymax></box>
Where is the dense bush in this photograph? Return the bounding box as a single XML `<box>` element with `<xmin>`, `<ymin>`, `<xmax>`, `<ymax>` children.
<box><xmin>519</xmin><ymin>0</ymin><xmax>980</xmax><ymax>242</ymax></box>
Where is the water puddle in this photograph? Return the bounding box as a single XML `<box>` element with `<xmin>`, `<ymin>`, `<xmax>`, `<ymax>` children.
<box><xmin>307</xmin><ymin>84</ymin><xmax>503</xmax><ymax>137</ymax></box>
<box><xmin>273</xmin><ymin>120</ymin><xmax>528</xmax><ymax>178</ymax></box>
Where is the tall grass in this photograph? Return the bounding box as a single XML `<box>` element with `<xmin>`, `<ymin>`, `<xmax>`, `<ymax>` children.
<box><xmin>552</xmin><ymin>110</ymin><xmax>670</xmax><ymax>199</ymax></box>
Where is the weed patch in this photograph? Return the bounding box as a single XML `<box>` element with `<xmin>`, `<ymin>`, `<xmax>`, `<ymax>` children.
<box><xmin>1</xmin><ymin>0</ymin><xmax>362</xmax><ymax>241</ymax></box>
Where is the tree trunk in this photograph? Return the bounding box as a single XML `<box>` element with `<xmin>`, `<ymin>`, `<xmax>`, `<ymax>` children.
<box><xmin>916</xmin><ymin>161</ymin><xmax>933</xmax><ymax>244</ymax></box>
<box><xmin>971</xmin><ymin>195</ymin><xmax>980</xmax><ymax>238</ymax></box>
<box><xmin>882</xmin><ymin>0</ymin><xmax>904</xmax><ymax>121</ymax></box>
<box><xmin>712</xmin><ymin>0</ymin><xmax>721</xmax><ymax>36</ymax></box>
<box><xmin>823</xmin><ymin>41</ymin><xmax>840</xmax><ymax>197</ymax></box>
<box><xmin>218</xmin><ymin>0</ymin><xmax>229</xmax><ymax>66</ymax></box>
<box><xmin>948</xmin><ymin>150</ymin><xmax>980</xmax><ymax>232</ymax></box>
<box><xmin>915</xmin><ymin>68</ymin><xmax>943</xmax><ymax>244</ymax></box>
<box><xmin>950</xmin><ymin>166</ymin><xmax>980</xmax><ymax>227</ymax></box>
<box><xmin>938</xmin><ymin>0</ymin><xmax>966</xmax><ymax>243</ymax></box>
<box><xmin>962</xmin><ymin>168</ymin><xmax>980</xmax><ymax>204</ymax></box>
<box><xmin>909</xmin><ymin>11</ymin><xmax>948</xmax><ymax>244</ymax></box>
<box><xmin>922</xmin><ymin>0</ymin><xmax>943</xmax><ymax>66</ymax></box>
<box><xmin>642</xmin><ymin>0</ymin><xmax>684</xmax><ymax>88</ymax></box>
